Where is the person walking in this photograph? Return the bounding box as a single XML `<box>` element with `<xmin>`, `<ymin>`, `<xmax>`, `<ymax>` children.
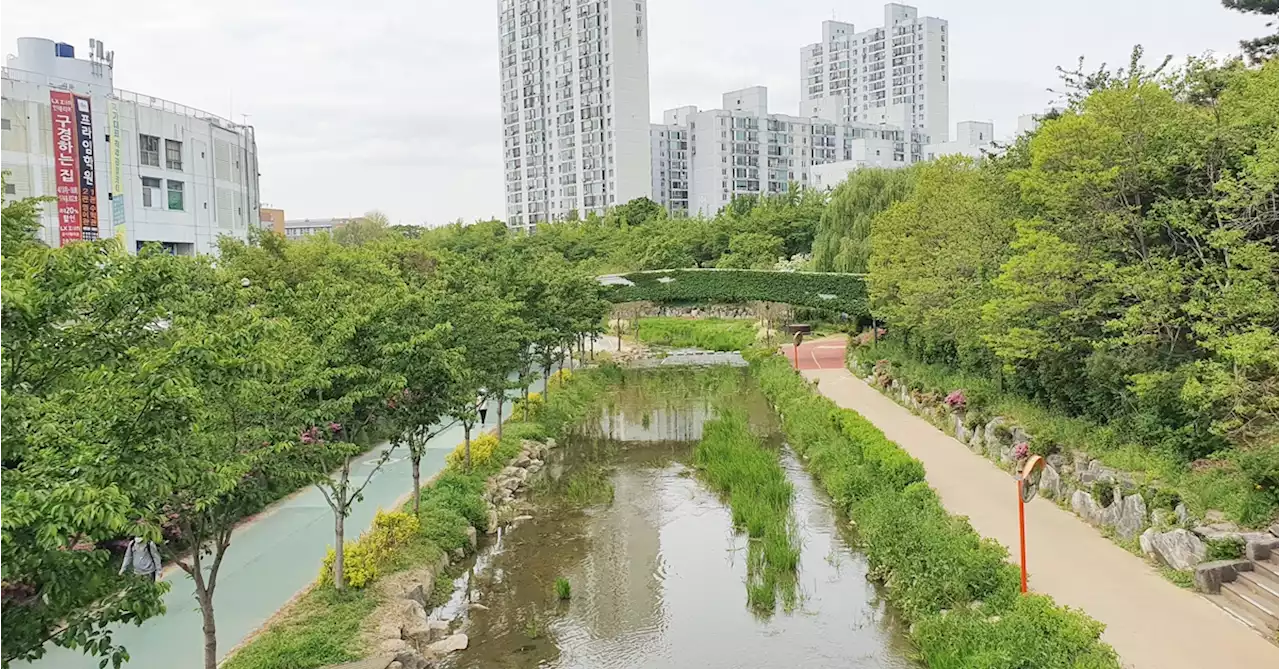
<box><xmin>120</xmin><ymin>536</ymin><xmax>163</xmax><ymax>581</ymax></box>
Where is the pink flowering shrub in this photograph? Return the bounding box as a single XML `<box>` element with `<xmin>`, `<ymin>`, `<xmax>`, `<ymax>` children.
<box><xmin>1013</xmin><ymin>442</ymin><xmax>1029</xmax><ymax>460</ymax></box>
<box><xmin>944</xmin><ymin>389</ymin><xmax>967</xmax><ymax>412</ymax></box>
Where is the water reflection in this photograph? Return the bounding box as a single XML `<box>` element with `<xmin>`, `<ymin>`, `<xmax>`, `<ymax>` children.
<box><xmin>443</xmin><ymin>369</ymin><xmax>916</xmax><ymax>669</ymax></box>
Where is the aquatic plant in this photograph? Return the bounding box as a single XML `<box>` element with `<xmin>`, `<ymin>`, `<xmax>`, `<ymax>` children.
<box><xmin>555</xmin><ymin>577</ymin><xmax>572</xmax><ymax>601</ymax></box>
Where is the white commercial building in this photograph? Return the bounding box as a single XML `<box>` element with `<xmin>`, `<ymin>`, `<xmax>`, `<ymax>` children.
<box><xmin>498</xmin><ymin>0</ymin><xmax>653</xmax><ymax>231</ymax></box>
<box><xmin>2</xmin><ymin>37</ymin><xmax>260</xmax><ymax>256</ymax></box>
<box><xmin>651</xmin><ymin>86</ymin><xmax>920</xmax><ymax>216</ymax></box>
<box><xmin>799</xmin><ymin>3</ymin><xmax>948</xmax><ymax>148</ymax></box>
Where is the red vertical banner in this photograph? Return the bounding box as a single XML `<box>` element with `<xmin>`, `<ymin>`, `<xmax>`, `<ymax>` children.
<box><xmin>73</xmin><ymin>94</ymin><xmax>99</xmax><ymax>241</ymax></box>
<box><xmin>50</xmin><ymin>90</ymin><xmax>82</xmax><ymax>245</ymax></box>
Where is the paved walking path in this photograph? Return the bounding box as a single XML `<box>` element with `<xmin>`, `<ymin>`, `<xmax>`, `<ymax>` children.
<box><xmin>796</xmin><ymin>339</ymin><xmax>1276</xmax><ymax>669</ymax></box>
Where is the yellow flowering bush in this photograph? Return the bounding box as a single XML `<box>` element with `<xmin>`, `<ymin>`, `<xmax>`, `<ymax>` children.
<box><xmin>318</xmin><ymin>509</ymin><xmax>419</xmax><ymax>589</ymax></box>
<box><xmin>445</xmin><ymin>432</ymin><xmax>500</xmax><ymax>468</ymax></box>
<box><xmin>513</xmin><ymin>392</ymin><xmax>544</xmax><ymax>421</ymax></box>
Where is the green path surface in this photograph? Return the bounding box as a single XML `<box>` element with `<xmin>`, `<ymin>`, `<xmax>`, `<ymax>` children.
<box><xmin>24</xmin><ymin>402</ymin><xmax>520</xmax><ymax>669</ymax></box>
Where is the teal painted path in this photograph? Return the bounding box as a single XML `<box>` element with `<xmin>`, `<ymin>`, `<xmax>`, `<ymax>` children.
<box><xmin>26</xmin><ymin>398</ymin><xmax>525</xmax><ymax>669</ymax></box>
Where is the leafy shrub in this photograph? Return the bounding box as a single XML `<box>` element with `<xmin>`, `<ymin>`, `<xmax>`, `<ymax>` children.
<box><xmin>602</xmin><ymin>268</ymin><xmax>868</xmax><ymax>313</ymax></box>
<box><xmin>318</xmin><ymin>510</ymin><xmax>419</xmax><ymax>589</ymax></box>
<box><xmin>1092</xmin><ymin>480</ymin><xmax>1116</xmax><ymax>508</ymax></box>
<box><xmin>747</xmin><ymin>352</ymin><xmax>1119</xmax><ymax>667</ymax></box>
<box><xmin>555</xmin><ymin>577</ymin><xmax>572</xmax><ymax>600</ymax></box>
<box><xmin>1205</xmin><ymin>537</ymin><xmax>1245</xmax><ymax>561</ymax></box>
<box><xmin>547</xmin><ymin>367</ymin><xmax>573</xmax><ymax>391</ymax></box>
<box><xmin>445</xmin><ymin>433</ymin><xmax>500</xmax><ymax>469</ymax></box>
<box><xmin>913</xmin><ymin>594</ymin><xmax>1120</xmax><ymax>669</ymax></box>
<box><xmin>418</xmin><ymin>506</ymin><xmax>471</xmax><ymax>554</ymax></box>
<box><xmin>944</xmin><ymin>389</ymin><xmax>967</xmax><ymax>412</ymax></box>
<box><xmin>421</xmin><ymin>470</ymin><xmax>488</xmax><ymax>529</ymax></box>
<box><xmin>513</xmin><ymin>392</ymin><xmax>544</xmax><ymax>421</ymax></box>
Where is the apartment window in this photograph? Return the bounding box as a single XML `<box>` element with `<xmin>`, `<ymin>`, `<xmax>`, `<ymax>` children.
<box><xmin>165</xmin><ymin>140</ymin><xmax>183</xmax><ymax>170</ymax></box>
<box><xmin>141</xmin><ymin>177</ymin><xmax>162</xmax><ymax>207</ymax></box>
<box><xmin>140</xmin><ymin>134</ymin><xmax>161</xmax><ymax>167</ymax></box>
<box><xmin>1</xmin><ymin>118</ymin><xmax>9</xmax><ymax>130</ymax></box>
<box><xmin>166</xmin><ymin>180</ymin><xmax>184</xmax><ymax>210</ymax></box>
<box><xmin>3</xmin><ymin>183</ymin><xmax>14</xmax><ymax>195</ymax></box>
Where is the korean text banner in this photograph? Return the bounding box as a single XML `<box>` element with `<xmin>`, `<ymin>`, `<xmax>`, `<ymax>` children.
<box><xmin>74</xmin><ymin>94</ymin><xmax>99</xmax><ymax>241</ymax></box>
<box><xmin>50</xmin><ymin>90</ymin><xmax>80</xmax><ymax>245</ymax></box>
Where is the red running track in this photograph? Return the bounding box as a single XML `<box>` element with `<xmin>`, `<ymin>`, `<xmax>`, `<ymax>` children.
<box><xmin>784</xmin><ymin>337</ymin><xmax>848</xmax><ymax>371</ymax></box>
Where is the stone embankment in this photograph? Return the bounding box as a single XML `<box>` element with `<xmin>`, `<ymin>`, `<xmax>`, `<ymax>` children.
<box><xmin>851</xmin><ymin>353</ymin><xmax>1279</xmax><ymax>599</ymax></box>
<box><xmin>338</xmin><ymin>438</ymin><xmax>558</xmax><ymax>669</ymax></box>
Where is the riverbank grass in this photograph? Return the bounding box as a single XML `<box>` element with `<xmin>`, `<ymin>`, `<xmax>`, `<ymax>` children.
<box><xmin>693</xmin><ymin>409</ymin><xmax>799</xmax><ymax>613</ymax></box>
<box><xmin>635</xmin><ymin>316</ymin><xmax>757</xmax><ymax>351</ymax></box>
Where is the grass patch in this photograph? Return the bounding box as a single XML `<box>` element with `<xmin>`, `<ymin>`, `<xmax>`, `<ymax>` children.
<box><xmin>635</xmin><ymin>316</ymin><xmax>756</xmax><ymax>351</ymax></box>
<box><xmin>555</xmin><ymin>577</ymin><xmax>572</xmax><ymax>600</ymax></box>
<box><xmin>747</xmin><ymin>349</ymin><xmax>1121</xmax><ymax>668</ymax></box>
<box><xmin>221</xmin><ymin>586</ymin><xmax>378</xmax><ymax>669</ymax></box>
<box><xmin>693</xmin><ymin>409</ymin><xmax>799</xmax><ymax>614</ymax></box>
<box><xmin>562</xmin><ymin>465</ymin><xmax>615</xmax><ymax>507</ymax></box>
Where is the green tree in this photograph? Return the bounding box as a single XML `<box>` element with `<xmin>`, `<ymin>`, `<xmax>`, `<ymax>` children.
<box><xmin>2</xmin><ymin>241</ymin><xmax>199</xmax><ymax>667</ymax></box>
<box><xmin>1</xmin><ymin>187</ymin><xmax>48</xmax><ymax>257</ymax></box>
<box><xmin>716</xmin><ymin>232</ymin><xmax>785</xmax><ymax>269</ymax></box>
<box><xmin>334</xmin><ymin>210</ymin><xmax>395</xmax><ymax>247</ymax></box>
<box><xmin>1223</xmin><ymin>0</ymin><xmax>1278</xmax><ymax>63</ymax></box>
<box><xmin>812</xmin><ymin>168</ymin><xmax>916</xmax><ymax>273</ymax></box>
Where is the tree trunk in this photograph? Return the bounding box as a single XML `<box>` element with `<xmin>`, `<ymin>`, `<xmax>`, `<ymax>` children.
<box><xmin>496</xmin><ymin>400</ymin><xmax>504</xmax><ymax>438</ymax></box>
<box><xmin>543</xmin><ymin>364</ymin><xmax>552</xmax><ymax>394</ymax></box>
<box><xmin>464</xmin><ymin>423</ymin><xmax>472</xmax><ymax>469</ymax></box>
<box><xmin>198</xmin><ymin>586</ymin><xmax>217</xmax><ymax>669</ymax></box>
<box><xmin>411</xmin><ymin>451</ymin><xmax>422</xmax><ymax>515</ymax></box>
<box><xmin>590</xmin><ymin>335</ymin><xmax>595</xmax><ymax>360</ymax></box>
<box><xmin>333</xmin><ymin>459</ymin><xmax>349</xmax><ymax>592</ymax></box>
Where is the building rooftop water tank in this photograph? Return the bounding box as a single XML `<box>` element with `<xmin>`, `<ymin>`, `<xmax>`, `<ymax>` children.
<box><xmin>54</xmin><ymin>42</ymin><xmax>75</xmax><ymax>58</ymax></box>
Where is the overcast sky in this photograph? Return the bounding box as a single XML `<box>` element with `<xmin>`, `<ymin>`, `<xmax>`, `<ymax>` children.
<box><xmin>2</xmin><ymin>1</ymin><xmax>1269</xmax><ymax>225</ymax></box>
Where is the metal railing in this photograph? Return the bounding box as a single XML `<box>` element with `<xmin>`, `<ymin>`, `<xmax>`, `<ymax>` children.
<box><xmin>1</xmin><ymin>66</ymin><xmax>246</xmax><ymax>132</ymax></box>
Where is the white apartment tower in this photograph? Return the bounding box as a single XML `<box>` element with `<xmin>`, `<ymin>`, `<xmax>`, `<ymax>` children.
<box><xmin>799</xmin><ymin>3</ymin><xmax>948</xmax><ymax>145</ymax></box>
<box><xmin>498</xmin><ymin>0</ymin><xmax>652</xmax><ymax>231</ymax></box>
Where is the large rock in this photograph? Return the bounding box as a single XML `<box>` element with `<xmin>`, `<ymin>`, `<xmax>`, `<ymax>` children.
<box><xmin>485</xmin><ymin>508</ymin><xmax>499</xmax><ymax>535</ymax></box>
<box><xmin>1139</xmin><ymin>527</ymin><xmax>1157</xmax><ymax>558</ymax></box>
<box><xmin>984</xmin><ymin>417</ymin><xmax>1013</xmax><ymax>463</ymax></box>
<box><xmin>426</xmin><ymin>633</ymin><xmax>469</xmax><ymax>656</ymax></box>
<box><xmin>465</xmin><ymin>526</ymin><xmax>477</xmax><ymax>551</ymax></box>
<box><xmin>402</xmin><ymin>619</ymin><xmax>433</xmax><ymax>646</ymax></box>
<box><xmin>396</xmin><ymin>599</ymin><xmax>427</xmax><ymax>622</ymax></box>
<box><xmin>1116</xmin><ymin>494</ymin><xmax>1148</xmax><ymax>540</ymax></box>
<box><xmin>1193</xmin><ymin>559</ymin><xmax>1251</xmax><ymax>594</ymax></box>
<box><xmin>1174</xmin><ymin>503</ymin><xmax>1190</xmax><ymax>527</ymax></box>
<box><xmin>513</xmin><ymin>453</ymin><xmax>532</xmax><ymax>468</ymax></box>
<box><xmin>1039</xmin><ymin>464</ymin><xmax>1063</xmax><ymax>501</ymax></box>
<box><xmin>1071</xmin><ymin>490</ymin><xmax>1103</xmax><ymax>524</ymax></box>
<box><xmin>1245</xmin><ymin>537</ymin><xmax>1279</xmax><ymax>561</ymax></box>
<box><xmin>1149</xmin><ymin>529</ymin><xmax>1207</xmax><ymax>570</ymax></box>
<box><xmin>950</xmin><ymin>413</ymin><xmax>965</xmax><ymax>442</ymax></box>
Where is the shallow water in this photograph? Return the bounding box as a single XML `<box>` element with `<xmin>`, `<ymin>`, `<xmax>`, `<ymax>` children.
<box><xmin>441</xmin><ymin>368</ymin><xmax>917</xmax><ymax>669</ymax></box>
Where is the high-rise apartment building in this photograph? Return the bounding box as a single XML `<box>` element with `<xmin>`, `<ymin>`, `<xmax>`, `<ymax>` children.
<box><xmin>799</xmin><ymin>3</ymin><xmax>948</xmax><ymax>145</ymax></box>
<box><xmin>498</xmin><ymin>0</ymin><xmax>653</xmax><ymax>232</ymax></box>
<box><xmin>651</xmin><ymin>86</ymin><xmax>916</xmax><ymax>217</ymax></box>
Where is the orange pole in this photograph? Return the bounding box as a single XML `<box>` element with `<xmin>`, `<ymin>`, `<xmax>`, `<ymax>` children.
<box><xmin>793</xmin><ymin>344</ymin><xmax>800</xmax><ymax>368</ymax></box>
<box><xmin>1018</xmin><ymin>478</ymin><xmax>1028</xmax><ymax>593</ymax></box>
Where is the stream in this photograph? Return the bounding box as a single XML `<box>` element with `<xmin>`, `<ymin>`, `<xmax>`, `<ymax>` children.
<box><xmin>439</xmin><ymin>367</ymin><xmax>918</xmax><ymax>668</ymax></box>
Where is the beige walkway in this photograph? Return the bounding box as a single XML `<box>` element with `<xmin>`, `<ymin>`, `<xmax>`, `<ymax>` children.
<box><xmin>804</xmin><ymin>368</ymin><xmax>1278</xmax><ymax>669</ymax></box>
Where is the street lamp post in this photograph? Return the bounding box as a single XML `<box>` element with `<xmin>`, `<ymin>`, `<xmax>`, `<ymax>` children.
<box><xmin>1015</xmin><ymin>454</ymin><xmax>1046</xmax><ymax>594</ymax></box>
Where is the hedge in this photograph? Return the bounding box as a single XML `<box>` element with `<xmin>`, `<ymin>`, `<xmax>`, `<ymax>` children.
<box><xmin>746</xmin><ymin>350</ymin><xmax>1120</xmax><ymax>669</ymax></box>
<box><xmin>599</xmin><ymin>269</ymin><xmax>868</xmax><ymax>314</ymax></box>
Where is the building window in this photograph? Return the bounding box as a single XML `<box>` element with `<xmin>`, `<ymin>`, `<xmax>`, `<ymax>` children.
<box><xmin>1</xmin><ymin>118</ymin><xmax>9</xmax><ymax>130</ymax></box>
<box><xmin>165</xmin><ymin>140</ymin><xmax>183</xmax><ymax>170</ymax></box>
<box><xmin>140</xmin><ymin>135</ymin><xmax>161</xmax><ymax>167</ymax></box>
<box><xmin>141</xmin><ymin>177</ymin><xmax>162</xmax><ymax>207</ymax></box>
<box><xmin>3</xmin><ymin>183</ymin><xmax>15</xmax><ymax>195</ymax></box>
<box><xmin>167</xmin><ymin>180</ymin><xmax>184</xmax><ymax>210</ymax></box>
